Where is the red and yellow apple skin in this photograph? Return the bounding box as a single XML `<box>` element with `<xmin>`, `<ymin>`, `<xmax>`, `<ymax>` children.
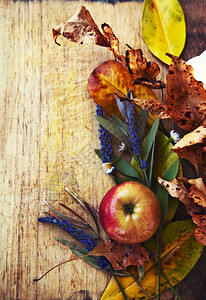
<box><xmin>99</xmin><ymin>181</ymin><xmax>161</xmax><ymax>244</ymax></box>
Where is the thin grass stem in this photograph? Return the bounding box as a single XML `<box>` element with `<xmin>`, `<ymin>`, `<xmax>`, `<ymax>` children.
<box><xmin>109</xmin><ymin>268</ymin><xmax>128</xmax><ymax>300</ymax></box>
<box><xmin>126</xmin><ymin>269</ymin><xmax>152</xmax><ymax>300</ymax></box>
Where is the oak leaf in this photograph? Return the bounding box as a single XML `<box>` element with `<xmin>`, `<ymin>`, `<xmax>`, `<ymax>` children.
<box><xmin>90</xmin><ymin>240</ymin><xmax>151</xmax><ymax>270</ymax></box>
<box><xmin>158</xmin><ymin>177</ymin><xmax>206</xmax><ymax>246</ymax></box>
<box><xmin>172</xmin><ymin>125</ymin><xmax>206</xmax><ymax>173</ymax></box>
<box><xmin>166</xmin><ymin>54</ymin><xmax>206</xmax><ymax>132</ymax></box>
<box><xmin>126</xmin><ymin>48</ymin><xmax>165</xmax><ymax>89</ymax></box>
<box><xmin>52</xmin><ymin>6</ymin><xmax>109</xmax><ymax>47</ymax></box>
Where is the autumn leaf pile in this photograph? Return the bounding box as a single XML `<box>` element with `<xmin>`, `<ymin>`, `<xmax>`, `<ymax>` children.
<box><xmin>37</xmin><ymin>3</ymin><xmax>205</xmax><ymax>300</ymax></box>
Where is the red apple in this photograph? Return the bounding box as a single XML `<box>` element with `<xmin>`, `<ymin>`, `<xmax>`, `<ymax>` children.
<box><xmin>99</xmin><ymin>181</ymin><xmax>161</xmax><ymax>244</ymax></box>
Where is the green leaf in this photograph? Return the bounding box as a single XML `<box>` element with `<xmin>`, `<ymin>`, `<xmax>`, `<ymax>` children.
<box><xmin>113</xmin><ymin>158</ymin><xmax>142</xmax><ymax>179</ymax></box>
<box><xmin>153</xmin><ymin>131</ymin><xmax>179</xmax><ymax>180</ymax></box>
<box><xmin>142</xmin><ymin>119</ymin><xmax>159</xmax><ymax>162</ymax></box>
<box><xmin>135</xmin><ymin>109</ymin><xmax>149</xmax><ymax>140</ymax></box>
<box><xmin>142</xmin><ymin>0</ymin><xmax>186</xmax><ymax>65</ymax></box>
<box><xmin>157</xmin><ymin>158</ymin><xmax>179</xmax><ymax>225</ymax></box>
<box><xmin>114</xmin><ymin>174</ymin><xmax>144</xmax><ymax>185</ymax></box>
<box><xmin>112</xmin><ymin>115</ymin><xmax>130</xmax><ymax>137</ymax></box>
<box><xmin>100</xmin><ymin>220</ymin><xmax>203</xmax><ymax>300</ymax></box>
<box><xmin>148</xmin><ymin>142</ymin><xmax>155</xmax><ymax>188</ymax></box>
<box><xmin>95</xmin><ymin>115</ymin><xmax>131</xmax><ymax>147</ymax></box>
<box><xmin>94</xmin><ymin>149</ymin><xmax>103</xmax><ymax>160</ymax></box>
<box><xmin>164</xmin><ymin>163</ymin><xmax>182</xmax><ymax>224</ymax></box>
<box><xmin>153</xmin><ymin>132</ymin><xmax>180</xmax><ymax>225</ymax></box>
<box><xmin>55</xmin><ymin>238</ymin><xmax>103</xmax><ymax>270</ymax></box>
<box><xmin>138</xmin><ymin>265</ymin><xmax>145</xmax><ymax>282</ymax></box>
<box><xmin>163</xmin><ymin>158</ymin><xmax>179</xmax><ymax>181</ymax></box>
<box><xmin>95</xmin><ymin>149</ymin><xmax>142</xmax><ymax>180</ymax></box>
<box><xmin>155</xmin><ymin>183</ymin><xmax>168</xmax><ymax>226</ymax></box>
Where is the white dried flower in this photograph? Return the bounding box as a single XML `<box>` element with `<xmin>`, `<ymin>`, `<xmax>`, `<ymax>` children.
<box><xmin>118</xmin><ymin>142</ymin><xmax>126</xmax><ymax>152</ymax></box>
<box><xmin>170</xmin><ymin>130</ymin><xmax>180</xmax><ymax>144</ymax></box>
<box><xmin>102</xmin><ymin>162</ymin><xmax>114</xmax><ymax>174</ymax></box>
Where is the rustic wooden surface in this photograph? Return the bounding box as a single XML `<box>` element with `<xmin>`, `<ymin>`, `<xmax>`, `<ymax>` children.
<box><xmin>0</xmin><ymin>0</ymin><xmax>205</xmax><ymax>299</ymax></box>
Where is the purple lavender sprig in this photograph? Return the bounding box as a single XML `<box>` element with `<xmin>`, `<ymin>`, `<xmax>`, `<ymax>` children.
<box><xmin>128</xmin><ymin>103</ymin><xmax>148</xmax><ymax>185</ymax></box>
<box><xmin>128</xmin><ymin>104</ymin><xmax>143</xmax><ymax>156</ymax></box>
<box><xmin>38</xmin><ymin>216</ymin><xmax>98</xmax><ymax>251</ymax></box>
<box><xmin>96</xmin><ymin>105</ymin><xmax>114</xmax><ymax>164</ymax></box>
<box><xmin>38</xmin><ymin>216</ymin><xmax>111</xmax><ymax>270</ymax></box>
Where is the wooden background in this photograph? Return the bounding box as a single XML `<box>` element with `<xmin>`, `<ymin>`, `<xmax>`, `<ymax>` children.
<box><xmin>0</xmin><ymin>0</ymin><xmax>205</xmax><ymax>299</ymax></box>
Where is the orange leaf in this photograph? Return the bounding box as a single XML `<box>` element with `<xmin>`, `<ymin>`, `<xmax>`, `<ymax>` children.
<box><xmin>88</xmin><ymin>60</ymin><xmax>157</xmax><ymax>118</ymax></box>
<box><xmin>90</xmin><ymin>240</ymin><xmax>151</xmax><ymax>270</ymax></box>
<box><xmin>172</xmin><ymin>125</ymin><xmax>206</xmax><ymax>173</ymax></box>
<box><xmin>158</xmin><ymin>177</ymin><xmax>206</xmax><ymax>245</ymax></box>
<box><xmin>52</xmin><ymin>6</ymin><xmax>109</xmax><ymax>47</ymax></box>
<box><xmin>166</xmin><ymin>54</ymin><xmax>206</xmax><ymax>132</ymax></box>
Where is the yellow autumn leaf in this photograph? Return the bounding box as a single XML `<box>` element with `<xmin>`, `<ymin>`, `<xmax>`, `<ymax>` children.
<box><xmin>141</xmin><ymin>0</ymin><xmax>186</xmax><ymax>65</ymax></box>
<box><xmin>100</xmin><ymin>220</ymin><xmax>203</xmax><ymax>300</ymax></box>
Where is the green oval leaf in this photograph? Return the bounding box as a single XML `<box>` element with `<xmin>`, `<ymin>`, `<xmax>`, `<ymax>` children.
<box><xmin>101</xmin><ymin>220</ymin><xmax>203</xmax><ymax>300</ymax></box>
<box><xmin>113</xmin><ymin>158</ymin><xmax>142</xmax><ymax>179</ymax></box>
<box><xmin>142</xmin><ymin>119</ymin><xmax>159</xmax><ymax>162</ymax></box>
<box><xmin>142</xmin><ymin>0</ymin><xmax>186</xmax><ymax>65</ymax></box>
<box><xmin>154</xmin><ymin>131</ymin><xmax>179</xmax><ymax>179</ymax></box>
<box><xmin>95</xmin><ymin>115</ymin><xmax>131</xmax><ymax>147</ymax></box>
<box><xmin>94</xmin><ymin>149</ymin><xmax>142</xmax><ymax>181</ymax></box>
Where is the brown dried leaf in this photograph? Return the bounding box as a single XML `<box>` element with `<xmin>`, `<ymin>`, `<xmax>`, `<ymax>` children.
<box><xmin>52</xmin><ymin>6</ymin><xmax>109</xmax><ymax>47</ymax></box>
<box><xmin>124</xmin><ymin>96</ymin><xmax>171</xmax><ymax>120</ymax></box>
<box><xmin>126</xmin><ymin>48</ymin><xmax>165</xmax><ymax>89</ymax></box>
<box><xmin>172</xmin><ymin>126</ymin><xmax>206</xmax><ymax>173</ymax></box>
<box><xmin>166</xmin><ymin>54</ymin><xmax>206</xmax><ymax>132</ymax></box>
<box><xmin>90</xmin><ymin>240</ymin><xmax>151</xmax><ymax>270</ymax></box>
<box><xmin>101</xmin><ymin>23</ymin><xmax>121</xmax><ymax>60</ymax></box>
<box><xmin>158</xmin><ymin>177</ymin><xmax>206</xmax><ymax>245</ymax></box>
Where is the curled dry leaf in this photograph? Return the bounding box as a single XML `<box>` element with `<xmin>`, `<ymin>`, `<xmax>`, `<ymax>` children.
<box><xmin>172</xmin><ymin>125</ymin><xmax>206</xmax><ymax>173</ymax></box>
<box><xmin>52</xmin><ymin>6</ymin><xmax>109</xmax><ymax>47</ymax></box>
<box><xmin>52</xmin><ymin>7</ymin><xmax>165</xmax><ymax>91</ymax></box>
<box><xmin>158</xmin><ymin>177</ymin><xmax>206</xmax><ymax>246</ymax></box>
<box><xmin>129</xmin><ymin>97</ymin><xmax>171</xmax><ymax>120</ymax></box>
<box><xmin>117</xmin><ymin>95</ymin><xmax>170</xmax><ymax>119</ymax></box>
<box><xmin>90</xmin><ymin>240</ymin><xmax>151</xmax><ymax>270</ymax></box>
<box><xmin>126</xmin><ymin>48</ymin><xmax>165</xmax><ymax>89</ymax></box>
<box><xmin>101</xmin><ymin>23</ymin><xmax>122</xmax><ymax>60</ymax></box>
<box><xmin>166</xmin><ymin>54</ymin><xmax>206</xmax><ymax>132</ymax></box>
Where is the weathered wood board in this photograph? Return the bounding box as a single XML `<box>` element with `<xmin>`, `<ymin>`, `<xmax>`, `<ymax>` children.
<box><xmin>0</xmin><ymin>0</ymin><xmax>205</xmax><ymax>299</ymax></box>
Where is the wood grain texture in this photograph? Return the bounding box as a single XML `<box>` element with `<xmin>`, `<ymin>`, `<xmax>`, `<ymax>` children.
<box><xmin>0</xmin><ymin>1</ymin><xmax>205</xmax><ymax>299</ymax></box>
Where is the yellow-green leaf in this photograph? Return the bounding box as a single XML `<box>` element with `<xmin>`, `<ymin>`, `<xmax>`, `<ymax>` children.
<box><xmin>100</xmin><ymin>220</ymin><xmax>203</xmax><ymax>300</ymax></box>
<box><xmin>141</xmin><ymin>0</ymin><xmax>186</xmax><ymax>65</ymax></box>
